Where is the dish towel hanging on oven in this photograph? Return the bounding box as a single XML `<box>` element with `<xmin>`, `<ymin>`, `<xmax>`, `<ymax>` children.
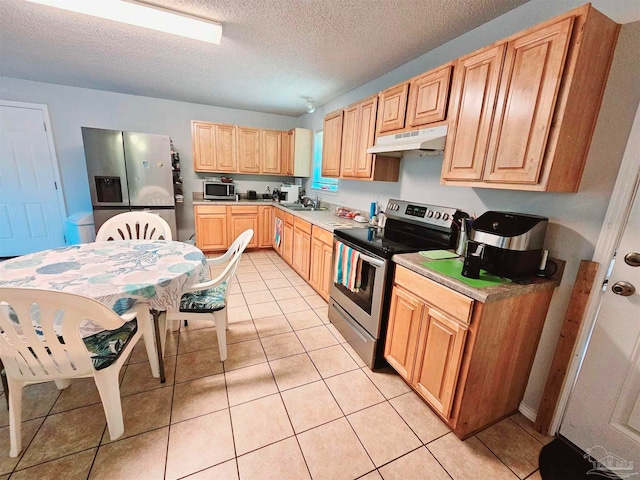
<box><xmin>274</xmin><ymin>217</ymin><xmax>283</xmax><ymax>248</ymax></box>
<box><xmin>334</xmin><ymin>241</ymin><xmax>362</xmax><ymax>292</ymax></box>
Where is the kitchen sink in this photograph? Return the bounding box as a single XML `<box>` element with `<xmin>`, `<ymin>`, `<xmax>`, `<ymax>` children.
<box><xmin>281</xmin><ymin>204</ymin><xmax>328</xmax><ymax>212</ymax></box>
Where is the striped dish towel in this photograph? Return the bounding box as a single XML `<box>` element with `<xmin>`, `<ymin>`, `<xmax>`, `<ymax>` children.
<box><xmin>333</xmin><ymin>241</ymin><xmax>362</xmax><ymax>292</ymax></box>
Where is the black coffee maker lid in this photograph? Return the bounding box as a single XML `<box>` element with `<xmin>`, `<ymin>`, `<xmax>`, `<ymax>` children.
<box><xmin>472</xmin><ymin>211</ymin><xmax>548</xmax><ymax>237</ymax></box>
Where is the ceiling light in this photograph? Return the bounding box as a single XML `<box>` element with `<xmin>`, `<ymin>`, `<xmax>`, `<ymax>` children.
<box><xmin>305</xmin><ymin>98</ymin><xmax>316</xmax><ymax>114</ymax></box>
<box><xmin>26</xmin><ymin>0</ymin><xmax>222</xmax><ymax>44</ymax></box>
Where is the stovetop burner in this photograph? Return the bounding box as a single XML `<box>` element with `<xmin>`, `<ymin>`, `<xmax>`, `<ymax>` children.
<box><xmin>334</xmin><ymin>199</ymin><xmax>467</xmax><ymax>258</ymax></box>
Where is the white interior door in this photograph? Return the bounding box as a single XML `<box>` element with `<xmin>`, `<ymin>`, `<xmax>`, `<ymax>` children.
<box><xmin>0</xmin><ymin>103</ymin><xmax>66</xmax><ymax>257</ymax></box>
<box><xmin>560</xmin><ymin>175</ymin><xmax>640</xmax><ymax>474</ymax></box>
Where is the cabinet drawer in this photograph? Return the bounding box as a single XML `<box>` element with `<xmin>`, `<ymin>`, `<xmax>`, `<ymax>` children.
<box><xmin>312</xmin><ymin>225</ymin><xmax>333</xmax><ymax>245</ymax></box>
<box><xmin>294</xmin><ymin>217</ymin><xmax>312</xmax><ymax>234</ymax></box>
<box><xmin>284</xmin><ymin>212</ymin><xmax>294</xmax><ymax>225</ymax></box>
<box><xmin>229</xmin><ymin>205</ymin><xmax>258</xmax><ymax>214</ymax></box>
<box><xmin>195</xmin><ymin>205</ymin><xmax>227</xmax><ymax>215</ymax></box>
<box><xmin>394</xmin><ymin>265</ymin><xmax>473</xmax><ymax>324</ymax></box>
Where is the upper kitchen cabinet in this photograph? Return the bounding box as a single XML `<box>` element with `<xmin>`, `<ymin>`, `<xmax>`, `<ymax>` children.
<box><xmin>192</xmin><ymin>121</ymin><xmax>237</xmax><ymax>172</ymax></box>
<box><xmin>261</xmin><ymin>129</ymin><xmax>283</xmax><ymax>174</ymax></box>
<box><xmin>376</xmin><ymin>82</ymin><xmax>410</xmax><ymax>134</ymax></box>
<box><xmin>405</xmin><ymin>64</ymin><xmax>453</xmax><ymax>129</ymax></box>
<box><xmin>322</xmin><ymin>109</ymin><xmax>343</xmax><ymax>177</ymax></box>
<box><xmin>442</xmin><ymin>4</ymin><xmax>619</xmax><ymax>192</ymax></box>
<box><xmin>237</xmin><ymin>127</ymin><xmax>261</xmax><ymax>174</ymax></box>
<box><xmin>285</xmin><ymin>128</ymin><xmax>313</xmax><ymax>177</ymax></box>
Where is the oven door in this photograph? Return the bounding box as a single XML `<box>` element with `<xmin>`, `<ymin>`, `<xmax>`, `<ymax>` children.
<box><xmin>329</xmin><ymin>238</ymin><xmax>388</xmax><ymax>338</ymax></box>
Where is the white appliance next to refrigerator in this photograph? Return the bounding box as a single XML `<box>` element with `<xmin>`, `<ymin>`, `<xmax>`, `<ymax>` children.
<box><xmin>82</xmin><ymin>127</ymin><xmax>177</xmax><ymax>239</ymax></box>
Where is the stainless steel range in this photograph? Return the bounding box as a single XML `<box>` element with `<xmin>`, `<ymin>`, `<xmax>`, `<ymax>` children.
<box><xmin>329</xmin><ymin>199</ymin><xmax>467</xmax><ymax>369</ymax></box>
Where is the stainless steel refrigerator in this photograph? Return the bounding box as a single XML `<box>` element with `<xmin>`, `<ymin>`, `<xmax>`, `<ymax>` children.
<box><xmin>81</xmin><ymin>127</ymin><xmax>177</xmax><ymax>239</ymax></box>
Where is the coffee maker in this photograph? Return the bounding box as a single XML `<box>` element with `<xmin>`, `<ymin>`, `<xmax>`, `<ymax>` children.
<box><xmin>280</xmin><ymin>184</ymin><xmax>301</xmax><ymax>204</ymax></box>
<box><xmin>468</xmin><ymin>211</ymin><xmax>548</xmax><ymax>278</ymax></box>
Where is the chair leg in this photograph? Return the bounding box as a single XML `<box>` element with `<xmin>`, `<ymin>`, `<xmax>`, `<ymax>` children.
<box><xmin>93</xmin><ymin>369</ymin><xmax>125</xmax><ymax>441</ymax></box>
<box><xmin>213</xmin><ymin>311</ymin><xmax>227</xmax><ymax>362</ymax></box>
<box><xmin>7</xmin><ymin>376</ymin><xmax>24</xmax><ymax>458</ymax></box>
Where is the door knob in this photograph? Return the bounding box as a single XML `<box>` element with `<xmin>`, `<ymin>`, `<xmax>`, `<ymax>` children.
<box><xmin>611</xmin><ymin>281</ymin><xmax>636</xmax><ymax>296</ymax></box>
<box><xmin>624</xmin><ymin>252</ymin><xmax>640</xmax><ymax>267</ymax></box>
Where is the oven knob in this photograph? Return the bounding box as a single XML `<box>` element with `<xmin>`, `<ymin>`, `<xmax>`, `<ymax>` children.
<box><xmin>434</xmin><ymin>212</ymin><xmax>442</xmax><ymax>219</ymax></box>
<box><xmin>426</xmin><ymin>210</ymin><xmax>433</xmax><ymax>217</ymax></box>
<box><xmin>394</xmin><ymin>204</ymin><xmax>400</xmax><ymax>211</ymax></box>
<box><xmin>442</xmin><ymin>213</ymin><xmax>450</xmax><ymax>221</ymax></box>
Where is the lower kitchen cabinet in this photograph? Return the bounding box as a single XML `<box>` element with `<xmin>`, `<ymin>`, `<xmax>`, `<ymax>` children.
<box><xmin>308</xmin><ymin>226</ymin><xmax>334</xmax><ymax>301</ymax></box>
<box><xmin>385</xmin><ymin>264</ymin><xmax>555</xmax><ymax>438</ymax></box>
<box><xmin>258</xmin><ymin>206</ymin><xmax>273</xmax><ymax>248</ymax></box>
<box><xmin>282</xmin><ymin>212</ymin><xmax>294</xmax><ymax>265</ymax></box>
<box><xmin>292</xmin><ymin>217</ymin><xmax>312</xmax><ymax>279</ymax></box>
<box><xmin>228</xmin><ymin>205</ymin><xmax>258</xmax><ymax>249</ymax></box>
<box><xmin>194</xmin><ymin>205</ymin><xmax>228</xmax><ymax>251</ymax></box>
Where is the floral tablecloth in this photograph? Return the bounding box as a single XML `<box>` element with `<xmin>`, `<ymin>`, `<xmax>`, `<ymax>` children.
<box><xmin>1</xmin><ymin>240</ymin><xmax>209</xmax><ymax>320</ymax></box>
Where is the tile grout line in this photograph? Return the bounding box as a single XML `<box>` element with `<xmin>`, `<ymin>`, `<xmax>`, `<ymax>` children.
<box><xmin>161</xmin><ymin>327</ymin><xmax>182</xmax><ymax>480</ymax></box>
<box><xmin>473</xmin><ymin>431</ymin><xmax>531</xmax><ymax>480</ymax></box>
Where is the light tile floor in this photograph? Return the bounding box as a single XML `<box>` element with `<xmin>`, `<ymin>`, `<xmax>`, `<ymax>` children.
<box><xmin>0</xmin><ymin>250</ymin><xmax>553</xmax><ymax>479</ymax></box>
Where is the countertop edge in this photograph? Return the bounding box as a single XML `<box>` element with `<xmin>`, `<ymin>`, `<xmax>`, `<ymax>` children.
<box><xmin>392</xmin><ymin>253</ymin><xmax>564</xmax><ymax>303</ymax></box>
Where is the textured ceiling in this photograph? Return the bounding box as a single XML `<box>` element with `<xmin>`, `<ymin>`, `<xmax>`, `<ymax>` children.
<box><xmin>0</xmin><ymin>0</ymin><xmax>530</xmax><ymax>116</ymax></box>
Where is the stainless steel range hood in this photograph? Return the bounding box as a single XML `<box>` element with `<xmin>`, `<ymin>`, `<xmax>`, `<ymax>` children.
<box><xmin>367</xmin><ymin>125</ymin><xmax>448</xmax><ymax>157</ymax></box>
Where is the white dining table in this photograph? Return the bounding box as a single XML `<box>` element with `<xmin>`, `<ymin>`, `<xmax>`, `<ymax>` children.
<box><xmin>0</xmin><ymin>240</ymin><xmax>210</xmax><ymax>382</ymax></box>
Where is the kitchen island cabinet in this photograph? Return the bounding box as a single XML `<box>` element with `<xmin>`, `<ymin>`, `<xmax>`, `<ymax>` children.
<box><xmin>385</xmin><ymin>263</ymin><xmax>558</xmax><ymax>438</ymax></box>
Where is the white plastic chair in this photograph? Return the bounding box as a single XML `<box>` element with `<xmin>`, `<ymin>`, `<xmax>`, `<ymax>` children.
<box><xmin>96</xmin><ymin>212</ymin><xmax>172</xmax><ymax>241</ymax></box>
<box><xmin>0</xmin><ymin>288</ymin><xmax>159</xmax><ymax>457</ymax></box>
<box><xmin>164</xmin><ymin>229</ymin><xmax>254</xmax><ymax>361</ymax></box>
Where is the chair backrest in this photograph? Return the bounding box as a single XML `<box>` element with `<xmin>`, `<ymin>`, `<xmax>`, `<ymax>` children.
<box><xmin>0</xmin><ymin>288</ymin><xmax>129</xmax><ymax>381</ymax></box>
<box><xmin>96</xmin><ymin>212</ymin><xmax>172</xmax><ymax>241</ymax></box>
<box><xmin>214</xmin><ymin>229</ymin><xmax>254</xmax><ymax>290</ymax></box>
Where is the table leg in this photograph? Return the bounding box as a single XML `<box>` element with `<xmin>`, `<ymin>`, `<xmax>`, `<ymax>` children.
<box><xmin>151</xmin><ymin>309</ymin><xmax>166</xmax><ymax>383</ymax></box>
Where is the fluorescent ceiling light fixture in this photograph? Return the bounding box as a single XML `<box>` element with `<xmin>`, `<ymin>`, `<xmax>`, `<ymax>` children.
<box><xmin>26</xmin><ymin>0</ymin><xmax>222</xmax><ymax>44</ymax></box>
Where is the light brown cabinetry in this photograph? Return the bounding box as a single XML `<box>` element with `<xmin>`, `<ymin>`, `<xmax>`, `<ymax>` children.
<box><xmin>192</xmin><ymin>122</ymin><xmax>237</xmax><ymax>172</ymax></box>
<box><xmin>286</xmin><ymin>128</ymin><xmax>313</xmax><ymax>177</ymax></box>
<box><xmin>385</xmin><ymin>264</ymin><xmax>556</xmax><ymax>438</ymax></box>
<box><xmin>322</xmin><ymin>110</ymin><xmax>343</xmax><ymax>177</ymax></box>
<box><xmin>377</xmin><ymin>82</ymin><xmax>410</xmax><ymax>134</ymax></box>
<box><xmin>261</xmin><ymin>130</ymin><xmax>282</xmax><ymax>174</ymax></box>
<box><xmin>442</xmin><ymin>5</ymin><xmax>619</xmax><ymax>192</ymax></box>
<box><xmin>405</xmin><ymin>65</ymin><xmax>452</xmax><ymax>128</ymax></box>
<box><xmin>228</xmin><ymin>206</ymin><xmax>258</xmax><ymax>250</ymax></box>
<box><xmin>237</xmin><ymin>127</ymin><xmax>261</xmax><ymax>174</ymax></box>
<box><xmin>308</xmin><ymin>226</ymin><xmax>333</xmax><ymax>300</ymax></box>
<box><xmin>273</xmin><ymin>208</ymin><xmax>285</xmax><ymax>255</ymax></box>
<box><xmin>282</xmin><ymin>212</ymin><xmax>294</xmax><ymax>266</ymax></box>
<box><xmin>292</xmin><ymin>218</ymin><xmax>312</xmax><ymax>279</ymax></box>
<box><xmin>194</xmin><ymin>205</ymin><xmax>228</xmax><ymax>251</ymax></box>
<box><xmin>258</xmin><ymin>206</ymin><xmax>273</xmax><ymax>248</ymax></box>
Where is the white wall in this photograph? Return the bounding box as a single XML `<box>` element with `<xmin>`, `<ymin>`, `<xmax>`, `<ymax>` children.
<box><xmin>0</xmin><ymin>77</ymin><xmax>298</xmax><ymax>240</ymax></box>
<box><xmin>300</xmin><ymin>3</ymin><xmax>640</xmax><ymax>418</ymax></box>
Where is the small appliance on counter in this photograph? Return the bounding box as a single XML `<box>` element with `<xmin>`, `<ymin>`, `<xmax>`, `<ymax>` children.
<box><xmin>203</xmin><ymin>178</ymin><xmax>235</xmax><ymax>200</ymax></box>
<box><xmin>247</xmin><ymin>190</ymin><xmax>257</xmax><ymax>200</ymax></box>
<box><xmin>468</xmin><ymin>211</ymin><xmax>548</xmax><ymax>278</ymax></box>
<box><xmin>280</xmin><ymin>184</ymin><xmax>301</xmax><ymax>204</ymax></box>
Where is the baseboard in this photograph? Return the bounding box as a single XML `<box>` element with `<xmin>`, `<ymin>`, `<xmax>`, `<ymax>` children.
<box><xmin>519</xmin><ymin>401</ymin><xmax>537</xmax><ymax>422</ymax></box>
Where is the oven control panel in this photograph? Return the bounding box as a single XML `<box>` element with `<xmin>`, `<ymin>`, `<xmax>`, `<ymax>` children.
<box><xmin>386</xmin><ymin>199</ymin><xmax>460</xmax><ymax>229</ymax></box>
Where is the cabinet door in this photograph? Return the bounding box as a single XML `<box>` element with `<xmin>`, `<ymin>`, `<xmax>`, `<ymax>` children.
<box><xmin>384</xmin><ymin>286</ymin><xmax>424</xmax><ymax>381</ymax></box>
<box><xmin>309</xmin><ymin>237</ymin><xmax>323</xmax><ymax>292</ymax></box>
<box><xmin>322</xmin><ymin>110</ymin><xmax>343</xmax><ymax>177</ymax></box>
<box><xmin>282</xmin><ymin>130</ymin><xmax>294</xmax><ymax>176</ymax></box>
<box><xmin>273</xmin><ymin>210</ymin><xmax>284</xmax><ymax>254</ymax></box>
<box><xmin>292</xmin><ymin>225</ymin><xmax>311</xmax><ymax>280</ymax></box>
<box><xmin>238</xmin><ymin>127</ymin><xmax>261</xmax><ymax>173</ymax></box>
<box><xmin>320</xmin><ymin>242</ymin><xmax>333</xmax><ymax>300</ymax></box>
<box><xmin>413</xmin><ymin>308</ymin><xmax>467</xmax><ymax>418</ymax></box>
<box><xmin>485</xmin><ymin>17</ymin><xmax>573</xmax><ymax>184</ymax></box>
<box><xmin>406</xmin><ymin>65</ymin><xmax>452</xmax><ymax>128</ymax></box>
<box><xmin>192</xmin><ymin>122</ymin><xmax>216</xmax><ymax>171</ymax></box>
<box><xmin>442</xmin><ymin>44</ymin><xmax>506</xmax><ymax>181</ymax></box>
<box><xmin>261</xmin><ymin>130</ymin><xmax>282</xmax><ymax>174</ymax></box>
<box><xmin>229</xmin><ymin>214</ymin><xmax>258</xmax><ymax>249</ymax></box>
<box><xmin>258</xmin><ymin>206</ymin><xmax>272</xmax><ymax>248</ymax></box>
<box><xmin>353</xmin><ymin>96</ymin><xmax>377</xmax><ymax>178</ymax></box>
<box><xmin>196</xmin><ymin>214</ymin><xmax>228</xmax><ymax>251</ymax></box>
<box><xmin>283</xmin><ymin>221</ymin><xmax>294</xmax><ymax>265</ymax></box>
<box><xmin>340</xmin><ymin>103</ymin><xmax>360</xmax><ymax>177</ymax></box>
<box><xmin>216</xmin><ymin>124</ymin><xmax>237</xmax><ymax>172</ymax></box>
<box><xmin>377</xmin><ymin>82</ymin><xmax>409</xmax><ymax>134</ymax></box>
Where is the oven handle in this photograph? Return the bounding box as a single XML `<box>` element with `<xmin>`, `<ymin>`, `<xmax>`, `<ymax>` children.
<box><xmin>334</xmin><ymin>238</ymin><xmax>386</xmax><ymax>268</ymax></box>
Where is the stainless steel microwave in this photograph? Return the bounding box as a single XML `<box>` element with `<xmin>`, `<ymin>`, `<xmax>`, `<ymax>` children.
<box><xmin>204</xmin><ymin>180</ymin><xmax>235</xmax><ymax>200</ymax></box>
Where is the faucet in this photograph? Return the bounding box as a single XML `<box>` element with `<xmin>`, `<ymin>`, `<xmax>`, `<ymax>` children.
<box><xmin>300</xmin><ymin>194</ymin><xmax>319</xmax><ymax>209</ymax></box>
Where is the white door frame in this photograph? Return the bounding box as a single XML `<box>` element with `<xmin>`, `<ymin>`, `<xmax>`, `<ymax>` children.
<box><xmin>0</xmin><ymin>100</ymin><xmax>68</xmax><ymax>241</ymax></box>
<box><xmin>552</xmin><ymin>103</ymin><xmax>640</xmax><ymax>434</ymax></box>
